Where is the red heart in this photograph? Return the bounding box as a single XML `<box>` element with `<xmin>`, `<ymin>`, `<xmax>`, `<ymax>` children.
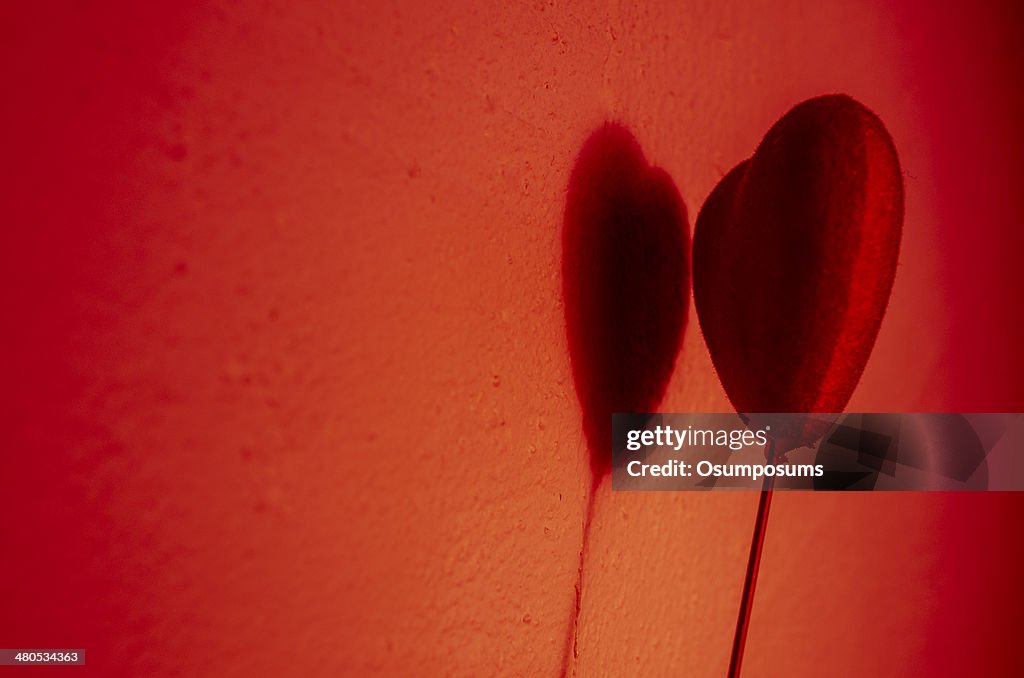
<box><xmin>693</xmin><ymin>95</ymin><xmax>903</xmax><ymax>422</ymax></box>
<box><xmin>563</xmin><ymin>123</ymin><xmax>689</xmax><ymax>476</ymax></box>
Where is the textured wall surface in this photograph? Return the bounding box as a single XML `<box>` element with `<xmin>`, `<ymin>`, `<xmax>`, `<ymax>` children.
<box><xmin>2</xmin><ymin>1</ymin><xmax>1022</xmax><ymax>676</ymax></box>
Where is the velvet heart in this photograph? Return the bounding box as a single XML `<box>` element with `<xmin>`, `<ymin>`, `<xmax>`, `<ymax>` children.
<box><xmin>693</xmin><ymin>95</ymin><xmax>903</xmax><ymax>448</ymax></box>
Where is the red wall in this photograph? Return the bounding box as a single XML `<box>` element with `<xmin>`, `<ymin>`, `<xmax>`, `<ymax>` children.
<box><xmin>2</xmin><ymin>1</ymin><xmax>1021</xmax><ymax>675</ymax></box>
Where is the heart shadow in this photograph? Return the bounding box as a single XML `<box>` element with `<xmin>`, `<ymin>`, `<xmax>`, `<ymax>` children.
<box><xmin>562</xmin><ymin>123</ymin><xmax>690</xmax><ymax>478</ymax></box>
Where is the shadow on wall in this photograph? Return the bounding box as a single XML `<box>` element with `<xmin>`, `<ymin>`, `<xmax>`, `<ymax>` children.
<box><xmin>562</xmin><ymin>123</ymin><xmax>690</xmax><ymax>479</ymax></box>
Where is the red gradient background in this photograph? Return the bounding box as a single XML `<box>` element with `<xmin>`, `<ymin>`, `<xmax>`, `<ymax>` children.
<box><xmin>1</xmin><ymin>1</ymin><xmax>1022</xmax><ymax>676</ymax></box>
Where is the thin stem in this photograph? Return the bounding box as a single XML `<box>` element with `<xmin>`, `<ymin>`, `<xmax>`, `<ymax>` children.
<box><xmin>727</xmin><ymin>438</ymin><xmax>776</xmax><ymax>678</ymax></box>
